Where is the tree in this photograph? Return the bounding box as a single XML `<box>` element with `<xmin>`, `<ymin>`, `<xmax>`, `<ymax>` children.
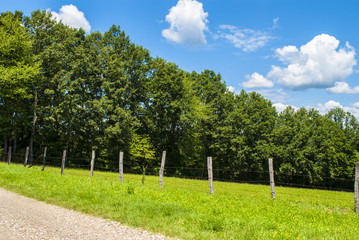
<box><xmin>143</xmin><ymin>58</ymin><xmax>187</xmax><ymax>166</ymax></box>
<box><xmin>129</xmin><ymin>133</ymin><xmax>156</xmax><ymax>184</ymax></box>
<box><xmin>100</xmin><ymin>25</ymin><xmax>150</xmax><ymax>160</ymax></box>
<box><xmin>230</xmin><ymin>91</ymin><xmax>276</xmax><ymax>176</ymax></box>
<box><xmin>1</xmin><ymin>9</ymin><xmax>358</xmax><ymax>190</ymax></box>
<box><xmin>0</xmin><ymin>11</ymin><xmax>39</xmax><ymax>159</ymax></box>
<box><xmin>272</xmin><ymin>107</ymin><xmax>358</xmax><ymax>188</ymax></box>
<box><xmin>25</xmin><ymin>10</ymin><xmax>88</xmax><ymax>159</ymax></box>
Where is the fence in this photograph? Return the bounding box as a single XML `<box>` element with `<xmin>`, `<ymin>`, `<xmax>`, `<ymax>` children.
<box><xmin>3</xmin><ymin>146</ymin><xmax>359</xmax><ymax>213</ymax></box>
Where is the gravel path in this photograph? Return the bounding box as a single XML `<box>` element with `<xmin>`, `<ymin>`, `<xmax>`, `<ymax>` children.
<box><xmin>0</xmin><ymin>188</ymin><xmax>170</xmax><ymax>240</ymax></box>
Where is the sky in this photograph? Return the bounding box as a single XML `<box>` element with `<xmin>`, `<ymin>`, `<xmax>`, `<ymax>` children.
<box><xmin>1</xmin><ymin>0</ymin><xmax>359</xmax><ymax>117</ymax></box>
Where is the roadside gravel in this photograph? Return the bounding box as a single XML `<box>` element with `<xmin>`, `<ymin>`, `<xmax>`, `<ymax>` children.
<box><xmin>0</xmin><ymin>188</ymin><xmax>171</xmax><ymax>240</ymax></box>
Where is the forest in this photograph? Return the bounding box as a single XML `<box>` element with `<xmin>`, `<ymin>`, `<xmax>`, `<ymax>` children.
<box><xmin>1</xmin><ymin>10</ymin><xmax>358</xmax><ymax>189</ymax></box>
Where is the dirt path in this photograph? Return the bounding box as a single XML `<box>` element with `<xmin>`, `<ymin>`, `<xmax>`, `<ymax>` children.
<box><xmin>0</xmin><ymin>188</ymin><xmax>169</xmax><ymax>240</ymax></box>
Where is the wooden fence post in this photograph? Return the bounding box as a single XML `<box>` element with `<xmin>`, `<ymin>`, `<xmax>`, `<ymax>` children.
<box><xmin>207</xmin><ymin>156</ymin><xmax>214</xmax><ymax>195</ymax></box>
<box><xmin>119</xmin><ymin>151</ymin><xmax>124</xmax><ymax>182</ymax></box>
<box><xmin>159</xmin><ymin>151</ymin><xmax>166</xmax><ymax>188</ymax></box>
<box><xmin>41</xmin><ymin>147</ymin><xmax>47</xmax><ymax>171</ymax></box>
<box><xmin>355</xmin><ymin>162</ymin><xmax>359</xmax><ymax>213</ymax></box>
<box><xmin>24</xmin><ymin>147</ymin><xmax>29</xmax><ymax>167</ymax></box>
<box><xmin>90</xmin><ymin>150</ymin><xmax>95</xmax><ymax>177</ymax></box>
<box><xmin>269</xmin><ymin>158</ymin><xmax>276</xmax><ymax>200</ymax></box>
<box><xmin>61</xmin><ymin>150</ymin><xmax>66</xmax><ymax>175</ymax></box>
<box><xmin>7</xmin><ymin>147</ymin><xmax>12</xmax><ymax>165</ymax></box>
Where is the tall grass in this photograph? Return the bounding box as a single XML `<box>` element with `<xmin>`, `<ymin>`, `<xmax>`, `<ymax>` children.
<box><xmin>0</xmin><ymin>162</ymin><xmax>358</xmax><ymax>239</ymax></box>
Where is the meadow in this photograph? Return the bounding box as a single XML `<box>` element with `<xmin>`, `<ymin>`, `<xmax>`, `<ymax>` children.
<box><xmin>0</xmin><ymin>162</ymin><xmax>358</xmax><ymax>239</ymax></box>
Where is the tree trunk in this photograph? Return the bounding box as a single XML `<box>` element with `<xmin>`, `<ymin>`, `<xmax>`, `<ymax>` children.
<box><xmin>3</xmin><ymin>135</ymin><xmax>8</xmax><ymax>161</ymax></box>
<box><xmin>29</xmin><ymin>92</ymin><xmax>38</xmax><ymax>164</ymax></box>
<box><xmin>142</xmin><ymin>166</ymin><xmax>146</xmax><ymax>184</ymax></box>
<box><xmin>13</xmin><ymin>122</ymin><xmax>17</xmax><ymax>153</ymax></box>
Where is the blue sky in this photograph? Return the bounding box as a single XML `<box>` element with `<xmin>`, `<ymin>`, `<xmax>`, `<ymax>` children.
<box><xmin>2</xmin><ymin>0</ymin><xmax>359</xmax><ymax>117</ymax></box>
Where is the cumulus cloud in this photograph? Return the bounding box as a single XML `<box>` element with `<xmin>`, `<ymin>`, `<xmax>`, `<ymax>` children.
<box><xmin>267</xmin><ymin>34</ymin><xmax>356</xmax><ymax>90</ymax></box>
<box><xmin>273</xmin><ymin>100</ymin><xmax>359</xmax><ymax>119</ymax></box>
<box><xmin>217</xmin><ymin>25</ymin><xmax>272</xmax><ymax>51</ymax></box>
<box><xmin>162</xmin><ymin>0</ymin><xmax>208</xmax><ymax>46</ymax></box>
<box><xmin>318</xmin><ymin>100</ymin><xmax>343</xmax><ymax>114</ymax></box>
<box><xmin>51</xmin><ymin>4</ymin><xmax>91</xmax><ymax>33</ymax></box>
<box><xmin>317</xmin><ymin>100</ymin><xmax>359</xmax><ymax>118</ymax></box>
<box><xmin>327</xmin><ymin>82</ymin><xmax>359</xmax><ymax>94</ymax></box>
<box><xmin>242</xmin><ymin>72</ymin><xmax>274</xmax><ymax>88</ymax></box>
<box><xmin>273</xmin><ymin>103</ymin><xmax>298</xmax><ymax>113</ymax></box>
<box><xmin>346</xmin><ymin>105</ymin><xmax>359</xmax><ymax>119</ymax></box>
<box><xmin>227</xmin><ymin>86</ymin><xmax>235</xmax><ymax>93</ymax></box>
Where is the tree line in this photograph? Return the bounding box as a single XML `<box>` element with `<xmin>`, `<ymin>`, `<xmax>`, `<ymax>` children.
<box><xmin>1</xmin><ymin>10</ymin><xmax>358</xmax><ymax>189</ymax></box>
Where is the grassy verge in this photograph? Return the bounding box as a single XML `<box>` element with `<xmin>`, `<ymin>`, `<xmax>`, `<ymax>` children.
<box><xmin>0</xmin><ymin>162</ymin><xmax>358</xmax><ymax>239</ymax></box>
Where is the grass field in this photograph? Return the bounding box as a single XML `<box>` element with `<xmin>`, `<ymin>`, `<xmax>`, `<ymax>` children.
<box><xmin>0</xmin><ymin>162</ymin><xmax>358</xmax><ymax>239</ymax></box>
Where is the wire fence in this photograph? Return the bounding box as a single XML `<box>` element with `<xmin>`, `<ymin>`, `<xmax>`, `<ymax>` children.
<box><xmin>2</xmin><ymin>147</ymin><xmax>359</xmax><ymax>213</ymax></box>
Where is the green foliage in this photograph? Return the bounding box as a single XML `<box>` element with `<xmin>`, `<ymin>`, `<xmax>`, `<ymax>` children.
<box><xmin>0</xmin><ymin>11</ymin><xmax>40</xmax><ymax>157</ymax></box>
<box><xmin>1</xmin><ymin>163</ymin><xmax>359</xmax><ymax>240</ymax></box>
<box><xmin>129</xmin><ymin>133</ymin><xmax>156</xmax><ymax>183</ymax></box>
<box><xmin>272</xmin><ymin>107</ymin><xmax>358</xmax><ymax>188</ymax></box>
<box><xmin>0</xmin><ymin>9</ymin><xmax>358</xmax><ymax>188</ymax></box>
<box><xmin>129</xmin><ymin>133</ymin><xmax>156</xmax><ymax>166</ymax></box>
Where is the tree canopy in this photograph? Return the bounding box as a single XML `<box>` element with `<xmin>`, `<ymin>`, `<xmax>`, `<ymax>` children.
<box><xmin>1</xmin><ymin>10</ymin><xmax>358</xmax><ymax>189</ymax></box>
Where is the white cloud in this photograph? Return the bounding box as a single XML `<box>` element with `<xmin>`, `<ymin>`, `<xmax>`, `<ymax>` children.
<box><xmin>318</xmin><ymin>100</ymin><xmax>343</xmax><ymax>114</ymax></box>
<box><xmin>317</xmin><ymin>100</ymin><xmax>359</xmax><ymax>118</ymax></box>
<box><xmin>267</xmin><ymin>34</ymin><xmax>356</xmax><ymax>90</ymax></box>
<box><xmin>51</xmin><ymin>4</ymin><xmax>91</xmax><ymax>33</ymax></box>
<box><xmin>273</xmin><ymin>103</ymin><xmax>288</xmax><ymax>113</ymax></box>
<box><xmin>217</xmin><ymin>25</ymin><xmax>272</xmax><ymax>51</ymax></box>
<box><xmin>327</xmin><ymin>81</ymin><xmax>359</xmax><ymax>94</ymax></box>
<box><xmin>227</xmin><ymin>86</ymin><xmax>235</xmax><ymax>93</ymax></box>
<box><xmin>273</xmin><ymin>103</ymin><xmax>298</xmax><ymax>113</ymax></box>
<box><xmin>162</xmin><ymin>0</ymin><xmax>208</xmax><ymax>46</ymax></box>
<box><xmin>257</xmin><ymin>88</ymin><xmax>288</xmax><ymax>103</ymax></box>
<box><xmin>272</xmin><ymin>17</ymin><xmax>279</xmax><ymax>29</ymax></box>
<box><xmin>345</xmin><ymin>106</ymin><xmax>359</xmax><ymax>119</ymax></box>
<box><xmin>242</xmin><ymin>72</ymin><xmax>273</xmax><ymax>88</ymax></box>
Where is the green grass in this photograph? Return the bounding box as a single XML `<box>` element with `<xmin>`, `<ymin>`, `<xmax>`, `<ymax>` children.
<box><xmin>0</xmin><ymin>162</ymin><xmax>358</xmax><ymax>239</ymax></box>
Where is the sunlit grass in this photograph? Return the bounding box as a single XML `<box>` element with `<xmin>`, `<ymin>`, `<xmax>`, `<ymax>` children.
<box><xmin>0</xmin><ymin>162</ymin><xmax>358</xmax><ymax>239</ymax></box>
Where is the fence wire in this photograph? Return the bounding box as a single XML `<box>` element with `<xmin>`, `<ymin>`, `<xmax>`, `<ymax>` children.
<box><xmin>2</xmin><ymin>148</ymin><xmax>357</xmax><ymax>207</ymax></box>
